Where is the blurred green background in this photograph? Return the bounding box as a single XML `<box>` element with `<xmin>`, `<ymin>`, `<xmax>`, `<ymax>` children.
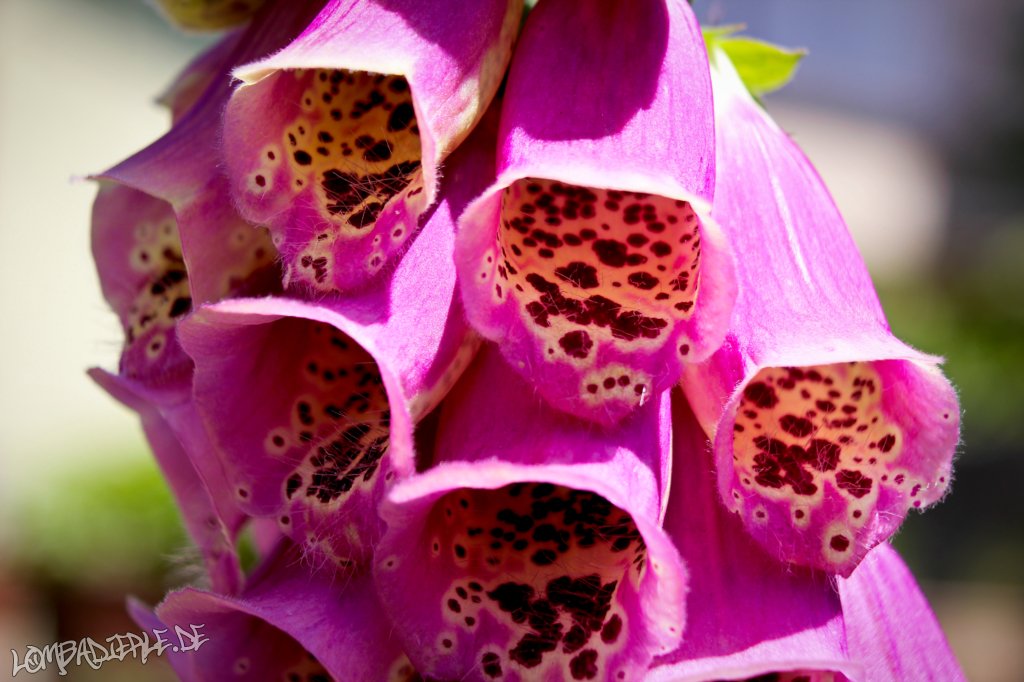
<box><xmin>1</xmin><ymin>0</ymin><xmax>1022</xmax><ymax>680</ymax></box>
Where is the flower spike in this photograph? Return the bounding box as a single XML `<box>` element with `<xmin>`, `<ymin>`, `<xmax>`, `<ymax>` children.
<box><xmin>457</xmin><ymin>0</ymin><xmax>735</xmax><ymax>425</ymax></box>
<box><xmin>681</xmin><ymin>50</ymin><xmax>960</xmax><ymax>575</ymax></box>
<box><xmin>374</xmin><ymin>345</ymin><xmax>686</xmax><ymax>681</ymax></box>
<box><xmin>222</xmin><ymin>0</ymin><xmax>521</xmax><ymax>292</ymax></box>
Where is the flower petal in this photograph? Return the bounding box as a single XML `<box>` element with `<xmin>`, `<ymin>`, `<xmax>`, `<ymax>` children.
<box><xmin>136</xmin><ymin>542</ymin><xmax>410</xmax><ymax>681</ymax></box>
<box><xmin>648</xmin><ymin>394</ymin><xmax>856</xmax><ymax>682</ymax></box>
<box><xmin>91</xmin><ymin>183</ymin><xmax>194</xmax><ymax>390</ymax></box>
<box><xmin>89</xmin><ymin>368</ymin><xmax>243</xmax><ymax>594</ymax></box>
<box><xmin>222</xmin><ymin>0</ymin><xmax>521</xmax><ymax>292</ymax></box>
<box><xmin>838</xmin><ymin>543</ymin><xmax>965</xmax><ymax>681</ymax></box>
<box><xmin>157</xmin><ymin>29</ymin><xmax>243</xmax><ymax>123</ymax></box>
<box><xmin>97</xmin><ymin>1</ymin><xmax>321</xmax><ymax>304</ymax></box>
<box><xmin>456</xmin><ymin>0</ymin><xmax>735</xmax><ymax>425</ymax></box>
<box><xmin>91</xmin><ymin>1</ymin><xmax>312</xmax><ymax>387</ymax></box>
<box><xmin>374</xmin><ymin>345</ymin><xmax>685</xmax><ymax>681</ymax></box>
<box><xmin>177</xmin><ymin>151</ymin><xmax>481</xmax><ymax>567</ymax></box>
<box><xmin>681</xmin><ymin>49</ymin><xmax>960</xmax><ymax>575</ymax></box>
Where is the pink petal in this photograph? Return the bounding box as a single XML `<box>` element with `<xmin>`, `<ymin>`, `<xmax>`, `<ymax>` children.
<box><xmin>374</xmin><ymin>345</ymin><xmax>686</xmax><ymax>681</ymax></box>
<box><xmin>177</xmin><ymin>129</ymin><xmax>486</xmax><ymax>567</ymax></box>
<box><xmin>456</xmin><ymin>0</ymin><xmax>736</xmax><ymax>425</ymax></box>
<box><xmin>222</xmin><ymin>0</ymin><xmax>521</xmax><ymax>292</ymax></box>
<box><xmin>838</xmin><ymin>543</ymin><xmax>965</xmax><ymax>681</ymax></box>
<box><xmin>134</xmin><ymin>542</ymin><xmax>409</xmax><ymax>681</ymax></box>
<box><xmin>157</xmin><ymin>29</ymin><xmax>243</xmax><ymax>123</ymax></box>
<box><xmin>89</xmin><ymin>369</ymin><xmax>243</xmax><ymax>594</ymax></box>
<box><xmin>648</xmin><ymin>394</ymin><xmax>856</xmax><ymax>682</ymax></box>
<box><xmin>681</xmin><ymin>49</ymin><xmax>960</xmax><ymax>575</ymax></box>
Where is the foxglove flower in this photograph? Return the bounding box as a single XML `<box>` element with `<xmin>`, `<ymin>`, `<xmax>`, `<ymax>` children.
<box><xmin>681</xmin><ymin>48</ymin><xmax>960</xmax><ymax>575</ymax></box>
<box><xmin>649</xmin><ymin>396</ymin><xmax>963</xmax><ymax>680</ymax></box>
<box><xmin>374</xmin><ymin>345</ymin><xmax>686</xmax><ymax>681</ymax></box>
<box><xmin>222</xmin><ymin>0</ymin><xmax>521</xmax><ymax>292</ymax></box>
<box><xmin>456</xmin><ymin>0</ymin><xmax>736</xmax><ymax>425</ymax></box>
<box><xmin>176</xmin><ymin>113</ymin><xmax>494</xmax><ymax>568</ymax></box>
<box><xmin>130</xmin><ymin>541</ymin><xmax>416</xmax><ymax>681</ymax></box>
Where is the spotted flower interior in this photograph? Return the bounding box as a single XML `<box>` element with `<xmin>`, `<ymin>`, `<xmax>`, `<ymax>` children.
<box><xmin>381</xmin><ymin>482</ymin><xmax>665</xmax><ymax>681</ymax></box>
<box><xmin>476</xmin><ymin>177</ymin><xmax>704</xmax><ymax>419</ymax></box>
<box><xmin>119</xmin><ymin>204</ymin><xmax>192</xmax><ymax>381</ymax></box>
<box><xmin>728</xmin><ymin>362</ymin><xmax>953</xmax><ymax>572</ymax></box>
<box><xmin>226</xmin><ymin>68</ymin><xmax>426</xmax><ymax>292</ymax></box>
<box><xmin>92</xmin><ymin>184</ymin><xmax>277</xmax><ymax>388</ymax></box>
<box><xmin>188</xmin><ymin>316</ymin><xmax>396</xmax><ymax>567</ymax></box>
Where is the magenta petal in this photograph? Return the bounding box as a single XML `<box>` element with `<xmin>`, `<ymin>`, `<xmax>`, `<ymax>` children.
<box><xmin>648</xmin><ymin>395</ymin><xmax>856</xmax><ymax>682</ymax></box>
<box><xmin>139</xmin><ymin>543</ymin><xmax>409</xmax><ymax>681</ymax></box>
<box><xmin>838</xmin><ymin>543</ymin><xmax>965</xmax><ymax>681</ymax></box>
<box><xmin>177</xmin><ymin>176</ymin><xmax>477</xmax><ymax>567</ymax></box>
<box><xmin>457</xmin><ymin>0</ymin><xmax>735</xmax><ymax>425</ymax></box>
<box><xmin>96</xmin><ymin>2</ymin><xmax>321</xmax><ymax>306</ymax></box>
<box><xmin>374</xmin><ymin>345</ymin><xmax>685</xmax><ymax>681</ymax></box>
<box><xmin>89</xmin><ymin>369</ymin><xmax>243</xmax><ymax>594</ymax></box>
<box><xmin>222</xmin><ymin>0</ymin><xmax>521</xmax><ymax>292</ymax></box>
<box><xmin>158</xmin><ymin>29</ymin><xmax>243</xmax><ymax>123</ymax></box>
<box><xmin>681</xmin><ymin>50</ymin><xmax>960</xmax><ymax>575</ymax></box>
<box><xmin>91</xmin><ymin>183</ymin><xmax>194</xmax><ymax>390</ymax></box>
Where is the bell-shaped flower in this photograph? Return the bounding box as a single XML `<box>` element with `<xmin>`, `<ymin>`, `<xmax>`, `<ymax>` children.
<box><xmin>456</xmin><ymin>0</ymin><xmax>736</xmax><ymax>426</ymax></box>
<box><xmin>648</xmin><ymin>396</ymin><xmax>963</xmax><ymax>681</ymax></box>
<box><xmin>374</xmin><ymin>345</ymin><xmax>686</xmax><ymax>681</ymax></box>
<box><xmin>129</xmin><ymin>540</ymin><xmax>415</xmax><ymax>681</ymax></box>
<box><xmin>176</xmin><ymin>114</ymin><xmax>494</xmax><ymax>569</ymax></box>
<box><xmin>91</xmin><ymin>1</ymin><xmax>322</xmax><ymax>397</ymax></box>
<box><xmin>221</xmin><ymin>0</ymin><xmax>521</xmax><ymax>293</ymax></box>
<box><xmin>680</xmin><ymin>48</ymin><xmax>960</xmax><ymax>575</ymax></box>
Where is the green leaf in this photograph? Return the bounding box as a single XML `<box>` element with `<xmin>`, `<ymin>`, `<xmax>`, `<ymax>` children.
<box><xmin>704</xmin><ymin>30</ymin><xmax>807</xmax><ymax>97</ymax></box>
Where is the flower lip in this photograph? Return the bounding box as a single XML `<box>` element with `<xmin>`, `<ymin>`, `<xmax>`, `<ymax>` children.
<box><xmin>706</xmin><ymin>350</ymin><xmax>959</xmax><ymax>577</ymax></box>
<box><xmin>178</xmin><ymin>297</ymin><xmax>421</xmax><ymax>568</ymax></box>
<box><xmin>222</xmin><ymin>0</ymin><xmax>521</xmax><ymax>293</ymax></box>
<box><xmin>457</xmin><ymin>165</ymin><xmax>735</xmax><ymax>426</ymax></box>
<box><xmin>132</xmin><ymin>541</ymin><xmax>411</xmax><ymax>681</ymax></box>
<box><xmin>378</xmin><ymin>463</ymin><xmax>687</xmax><ymax>682</ymax></box>
<box><xmin>374</xmin><ymin>346</ymin><xmax>685</xmax><ymax>681</ymax></box>
<box><xmin>223</xmin><ymin>67</ymin><xmax>429</xmax><ymax>292</ymax></box>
